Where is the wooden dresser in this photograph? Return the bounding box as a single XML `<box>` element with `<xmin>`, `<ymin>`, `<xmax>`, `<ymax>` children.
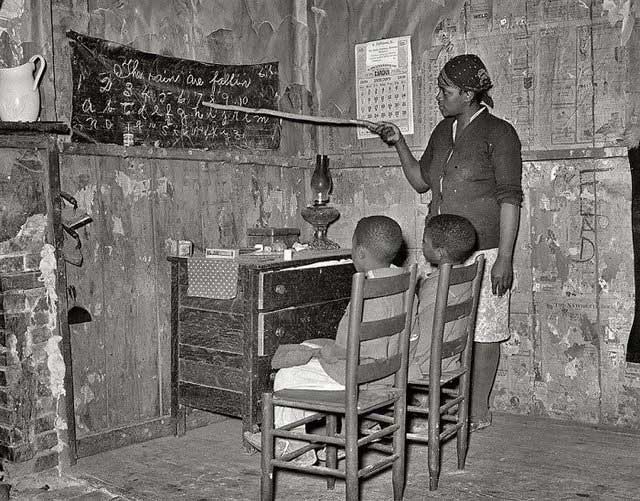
<box><xmin>168</xmin><ymin>250</ymin><xmax>354</xmax><ymax>440</ymax></box>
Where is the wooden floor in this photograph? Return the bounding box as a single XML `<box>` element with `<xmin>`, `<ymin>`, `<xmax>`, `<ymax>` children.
<box><xmin>14</xmin><ymin>412</ymin><xmax>640</xmax><ymax>500</ymax></box>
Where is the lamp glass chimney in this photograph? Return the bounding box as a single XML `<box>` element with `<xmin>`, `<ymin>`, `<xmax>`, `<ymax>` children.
<box><xmin>311</xmin><ymin>154</ymin><xmax>332</xmax><ymax>205</ymax></box>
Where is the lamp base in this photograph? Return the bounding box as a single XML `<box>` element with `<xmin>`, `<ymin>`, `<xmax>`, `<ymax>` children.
<box><xmin>307</xmin><ymin>235</ymin><xmax>340</xmax><ymax>250</ymax></box>
<box><xmin>301</xmin><ymin>204</ymin><xmax>340</xmax><ymax>250</ymax></box>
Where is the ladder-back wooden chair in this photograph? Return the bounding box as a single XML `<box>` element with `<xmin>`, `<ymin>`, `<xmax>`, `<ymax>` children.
<box><xmin>407</xmin><ymin>254</ymin><xmax>484</xmax><ymax>491</ymax></box>
<box><xmin>260</xmin><ymin>264</ymin><xmax>417</xmax><ymax>501</ymax></box>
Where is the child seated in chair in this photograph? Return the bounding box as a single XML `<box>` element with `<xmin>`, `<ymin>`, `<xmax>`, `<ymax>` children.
<box><xmin>409</xmin><ymin>213</ymin><xmax>477</xmax><ymax>381</ymax></box>
<box><xmin>245</xmin><ymin>215</ymin><xmax>407</xmax><ymax>465</ymax></box>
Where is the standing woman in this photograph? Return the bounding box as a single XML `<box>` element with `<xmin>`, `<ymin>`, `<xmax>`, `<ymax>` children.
<box><xmin>368</xmin><ymin>54</ymin><xmax>523</xmax><ymax>430</ymax></box>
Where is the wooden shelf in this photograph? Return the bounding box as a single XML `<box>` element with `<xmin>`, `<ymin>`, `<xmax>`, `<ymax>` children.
<box><xmin>0</xmin><ymin>121</ymin><xmax>70</xmax><ymax>135</ymax></box>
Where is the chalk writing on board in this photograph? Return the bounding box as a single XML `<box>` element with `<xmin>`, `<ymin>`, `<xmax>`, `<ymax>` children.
<box><xmin>67</xmin><ymin>30</ymin><xmax>281</xmax><ymax>150</ymax></box>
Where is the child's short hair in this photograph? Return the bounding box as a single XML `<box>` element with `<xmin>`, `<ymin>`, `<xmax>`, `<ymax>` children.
<box><xmin>354</xmin><ymin>215</ymin><xmax>403</xmax><ymax>264</ymax></box>
<box><xmin>424</xmin><ymin>214</ymin><xmax>476</xmax><ymax>262</ymax></box>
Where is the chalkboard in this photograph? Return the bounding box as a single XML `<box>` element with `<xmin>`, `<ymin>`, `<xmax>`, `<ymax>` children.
<box><xmin>67</xmin><ymin>30</ymin><xmax>280</xmax><ymax>150</ymax></box>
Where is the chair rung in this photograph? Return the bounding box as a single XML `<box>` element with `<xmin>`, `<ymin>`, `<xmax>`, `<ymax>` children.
<box><xmin>271</xmin><ymin>459</ymin><xmax>346</xmax><ymax>478</ymax></box>
<box><xmin>358</xmin><ymin>424</ymin><xmax>398</xmax><ymax>446</ymax></box>
<box><xmin>278</xmin><ymin>412</ymin><xmax>325</xmax><ymax>431</ymax></box>
<box><xmin>366</xmin><ymin>412</ymin><xmax>394</xmax><ymax>424</ymax></box>
<box><xmin>442</xmin><ymin>388</ymin><xmax>459</xmax><ymax>396</ymax></box>
<box><xmin>279</xmin><ymin>442</ymin><xmax>320</xmax><ymax>462</ymax></box>
<box><xmin>367</xmin><ymin>442</ymin><xmax>394</xmax><ymax>454</ymax></box>
<box><xmin>407</xmin><ymin>405</ymin><xmax>429</xmax><ymax>416</ymax></box>
<box><xmin>440</xmin><ymin>423</ymin><xmax>462</xmax><ymax>441</ymax></box>
<box><xmin>442</xmin><ymin>414</ymin><xmax>458</xmax><ymax>423</ymax></box>
<box><xmin>406</xmin><ymin>432</ymin><xmax>429</xmax><ymax>443</ymax></box>
<box><xmin>359</xmin><ymin>454</ymin><xmax>398</xmax><ymax>479</ymax></box>
<box><xmin>273</xmin><ymin>429</ymin><xmax>343</xmax><ymax>446</ymax></box>
<box><xmin>441</xmin><ymin>396</ymin><xmax>462</xmax><ymax>413</ymax></box>
<box><xmin>357</xmin><ymin>397</ymin><xmax>398</xmax><ymax>415</ymax></box>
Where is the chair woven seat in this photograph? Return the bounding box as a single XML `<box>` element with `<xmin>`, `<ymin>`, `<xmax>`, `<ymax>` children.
<box><xmin>273</xmin><ymin>388</ymin><xmax>399</xmax><ymax>414</ymax></box>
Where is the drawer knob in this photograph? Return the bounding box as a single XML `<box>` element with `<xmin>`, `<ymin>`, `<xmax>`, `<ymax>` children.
<box><xmin>275</xmin><ymin>285</ymin><xmax>287</xmax><ymax>295</ymax></box>
<box><xmin>275</xmin><ymin>327</ymin><xmax>285</xmax><ymax>338</ymax></box>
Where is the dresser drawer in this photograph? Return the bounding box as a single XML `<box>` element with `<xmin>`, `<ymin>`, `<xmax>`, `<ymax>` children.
<box><xmin>179</xmin><ymin>308</ymin><xmax>243</xmax><ymax>353</ymax></box>
<box><xmin>257</xmin><ymin>298</ymin><xmax>349</xmax><ymax>356</ymax></box>
<box><xmin>258</xmin><ymin>263</ymin><xmax>354</xmax><ymax>311</ymax></box>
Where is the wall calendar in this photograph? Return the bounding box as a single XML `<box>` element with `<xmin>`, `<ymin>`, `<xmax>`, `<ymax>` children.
<box><xmin>355</xmin><ymin>36</ymin><xmax>414</xmax><ymax>140</ymax></box>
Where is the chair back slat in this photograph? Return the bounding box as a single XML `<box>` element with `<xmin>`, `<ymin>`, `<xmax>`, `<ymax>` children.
<box><xmin>443</xmin><ymin>298</ymin><xmax>472</xmax><ymax>323</ymax></box>
<box><xmin>447</xmin><ymin>261</ymin><xmax>479</xmax><ymax>286</ymax></box>
<box><xmin>357</xmin><ymin>354</ymin><xmax>401</xmax><ymax>384</ymax></box>
<box><xmin>359</xmin><ymin>313</ymin><xmax>406</xmax><ymax>342</ymax></box>
<box><xmin>362</xmin><ymin>272</ymin><xmax>410</xmax><ymax>299</ymax></box>
<box><xmin>440</xmin><ymin>336</ymin><xmax>467</xmax><ymax>359</ymax></box>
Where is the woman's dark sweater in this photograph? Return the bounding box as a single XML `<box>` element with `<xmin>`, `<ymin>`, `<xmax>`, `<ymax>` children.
<box><xmin>419</xmin><ymin>109</ymin><xmax>523</xmax><ymax>250</ymax></box>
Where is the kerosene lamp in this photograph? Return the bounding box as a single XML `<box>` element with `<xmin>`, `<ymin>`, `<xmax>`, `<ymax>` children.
<box><xmin>301</xmin><ymin>154</ymin><xmax>340</xmax><ymax>249</ymax></box>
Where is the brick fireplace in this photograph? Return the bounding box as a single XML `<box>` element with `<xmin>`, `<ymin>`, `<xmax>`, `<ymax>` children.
<box><xmin>0</xmin><ymin>242</ymin><xmax>68</xmax><ymax>477</ymax></box>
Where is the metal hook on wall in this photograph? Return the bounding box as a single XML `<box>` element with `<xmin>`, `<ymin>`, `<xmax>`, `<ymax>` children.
<box><xmin>62</xmin><ymin>224</ymin><xmax>83</xmax><ymax>267</ymax></box>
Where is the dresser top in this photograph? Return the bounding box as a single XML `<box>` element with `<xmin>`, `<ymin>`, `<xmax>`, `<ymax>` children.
<box><xmin>168</xmin><ymin>248</ymin><xmax>352</xmax><ymax>271</ymax></box>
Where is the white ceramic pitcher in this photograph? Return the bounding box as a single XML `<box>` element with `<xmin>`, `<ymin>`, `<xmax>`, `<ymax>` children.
<box><xmin>0</xmin><ymin>54</ymin><xmax>46</xmax><ymax>121</ymax></box>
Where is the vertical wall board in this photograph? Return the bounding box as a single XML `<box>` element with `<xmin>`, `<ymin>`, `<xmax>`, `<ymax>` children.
<box><xmin>60</xmin><ymin>154</ymin><xmax>108</xmax><ymax>437</ymax></box>
<box><xmin>593</xmin><ymin>161</ymin><xmax>634</xmax><ymax>425</ymax></box>
<box><xmin>282</xmin><ymin>164</ymin><xmax>309</xmax><ymax>234</ymax></box>
<box><xmin>148</xmin><ymin>161</ymin><xmax>171</xmax><ymax>416</ymax></box>
<box><xmin>123</xmin><ymin>158</ymin><xmax>162</xmax><ymax>421</ymax></box>
<box><xmin>204</xmin><ymin>163</ymin><xmax>240</xmax><ymax>249</ymax></box>
<box><xmin>97</xmin><ymin>155</ymin><xmax>141</xmax><ymax>428</ymax></box>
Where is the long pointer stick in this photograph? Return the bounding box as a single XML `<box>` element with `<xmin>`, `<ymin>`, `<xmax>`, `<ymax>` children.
<box><xmin>202</xmin><ymin>101</ymin><xmax>377</xmax><ymax>129</ymax></box>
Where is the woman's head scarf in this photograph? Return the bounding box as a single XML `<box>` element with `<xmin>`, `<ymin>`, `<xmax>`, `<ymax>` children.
<box><xmin>438</xmin><ymin>54</ymin><xmax>494</xmax><ymax>108</ymax></box>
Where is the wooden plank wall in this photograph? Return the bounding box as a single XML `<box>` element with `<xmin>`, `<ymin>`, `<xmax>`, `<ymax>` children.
<box><xmin>59</xmin><ymin>150</ymin><xmax>309</xmax><ymax>438</ymax></box>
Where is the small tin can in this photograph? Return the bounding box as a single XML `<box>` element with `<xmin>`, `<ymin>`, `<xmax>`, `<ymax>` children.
<box><xmin>165</xmin><ymin>238</ymin><xmax>178</xmax><ymax>255</ymax></box>
<box><xmin>178</xmin><ymin>240</ymin><xmax>193</xmax><ymax>257</ymax></box>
